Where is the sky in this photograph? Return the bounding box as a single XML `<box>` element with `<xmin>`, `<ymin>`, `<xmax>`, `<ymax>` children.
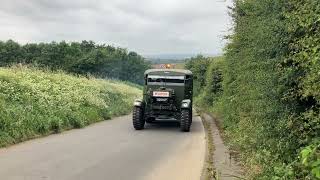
<box><xmin>0</xmin><ymin>0</ymin><xmax>232</xmax><ymax>56</ymax></box>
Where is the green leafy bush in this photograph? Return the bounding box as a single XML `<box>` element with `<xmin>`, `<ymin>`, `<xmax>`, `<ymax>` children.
<box><xmin>0</xmin><ymin>66</ymin><xmax>141</xmax><ymax>147</ymax></box>
<box><xmin>300</xmin><ymin>141</ymin><xmax>320</xmax><ymax>179</ymax></box>
<box><xmin>187</xmin><ymin>0</ymin><xmax>320</xmax><ymax>179</ymax></box>
<box><xmin>187</xmin><ymin>56</ymin><xmax>224</xmax><ymax>107</ymax></box>
<box><xmin>185</xmin><ymin>55</ymin><xmax>211</xmax><ymax>94</ymax></box>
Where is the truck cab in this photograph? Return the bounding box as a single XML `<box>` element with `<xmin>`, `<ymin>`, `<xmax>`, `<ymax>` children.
<box><xmin>133</xmin><ymin>69</ymin><xmax>193</xmax><ymax>132</ymax></box>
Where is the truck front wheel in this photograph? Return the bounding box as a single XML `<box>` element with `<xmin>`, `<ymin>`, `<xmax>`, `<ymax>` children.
<box><xmin>180</xmin><ymin>109</ymin><xmax>191</xmax><ymax>132</ymax></box>
<box><xmin>133</xmin><ymin>106</ymin><xmax>145</xmax><ymax>130</ymax></box>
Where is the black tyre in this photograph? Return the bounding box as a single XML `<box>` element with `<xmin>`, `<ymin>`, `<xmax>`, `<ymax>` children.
<box><xmin>180</xmin><ymin>109</ymin><xmax>191</xmax><ymax>132</ymax></box>
<box><xmin>133</xmin><ymin>106</ymin><xmax>145</xmax><ymax>130</ymax></box>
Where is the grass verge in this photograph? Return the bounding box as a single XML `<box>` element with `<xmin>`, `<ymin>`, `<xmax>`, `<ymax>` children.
<box><xmin>0</xmin><ymin>66</ymin><xmax>141</xmax><ymax>147</ymax></box>
<box><xmin>197</xmin><ymin>109</ymin><xmax>216</xmax><ymax>180</ymax></box>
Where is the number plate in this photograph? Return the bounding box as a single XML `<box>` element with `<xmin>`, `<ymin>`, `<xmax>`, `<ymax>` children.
<box><xmin>153</xmin><ymin>91</ymin><xmax>169</xmax><ymax>97</ymax></box>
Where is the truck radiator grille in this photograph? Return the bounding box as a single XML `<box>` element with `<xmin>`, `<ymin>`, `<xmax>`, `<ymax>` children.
<box><xmin>152</xmin><ymin>105</ymin><xmax>175</xmax><ymax>111</ymax></box>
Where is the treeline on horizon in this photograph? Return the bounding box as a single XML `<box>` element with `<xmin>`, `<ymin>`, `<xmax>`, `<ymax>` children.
<box><xmin>0</xmin><ymin>40</ymin><xmax>151</xmax><ymax>84</ymax></box>
<box><xmin>187</xmin><ymin>0</ymin><xmax>320</xmax><ymax>179</ymax></box>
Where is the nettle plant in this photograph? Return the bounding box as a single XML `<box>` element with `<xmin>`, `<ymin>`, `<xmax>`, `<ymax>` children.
<box><xmin>300</xmin><ymin>141</ymin><xmax>320</xmax><ymax>178</ymax></box>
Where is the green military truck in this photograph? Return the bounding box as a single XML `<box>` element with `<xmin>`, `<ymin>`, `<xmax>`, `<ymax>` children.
<box><xmin>132</xmin><ymin>69</ymin><xmax>193</xmax><ymax>132</ymax></box>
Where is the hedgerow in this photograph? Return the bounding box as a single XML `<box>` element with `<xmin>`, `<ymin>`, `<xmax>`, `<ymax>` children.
<box><xmin>0</xmin><ymin>40</ymin><xmax>151</xmax><ymax>84</ymax></box>
<box><xmin>187</xmin><ymin>0</ymin><xmax>320</xmax><ymax>179</ymax></box>
<box><xmin>0</xmin><ymin>66</ymin><xmax>141</xmax><ymax>147</ymax></box>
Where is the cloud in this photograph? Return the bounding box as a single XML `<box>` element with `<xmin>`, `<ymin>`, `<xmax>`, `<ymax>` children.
<box><xmin>0</xmin><ymin>0</ymin><xmax>231</xmax><ymax>55</ymax></box>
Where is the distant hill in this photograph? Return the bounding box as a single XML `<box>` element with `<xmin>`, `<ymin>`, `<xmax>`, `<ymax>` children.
<box><xmin>144</xmin><ymin>54</ymin><xmax>198</xmax><ymax>60</ymax></box>
<box><xmin>146</xmin><ymin>58</ymin><xmax>186</xmax><ymax>64</ymax></box>
<box><xmin>144</xmin><ymin>53</ymin><xmax>220</xmax><ymax>64</ymax></box>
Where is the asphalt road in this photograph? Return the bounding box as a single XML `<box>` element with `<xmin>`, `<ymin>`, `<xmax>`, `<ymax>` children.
<box><xmin>0</xmin><ymin>114</ymin><xmax>205</xmax><ymax>180</ymax></box>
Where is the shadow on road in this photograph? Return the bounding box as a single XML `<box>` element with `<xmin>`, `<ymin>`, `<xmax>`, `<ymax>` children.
<box><xmin>143</xmin><ymin>118</ymin><xmax>202</xmax><ymax>133</ymax></box>
<box><xmin>145</xmin><ymin>121</ymin><xmax>180</xmax><ymax>129</ymax></box>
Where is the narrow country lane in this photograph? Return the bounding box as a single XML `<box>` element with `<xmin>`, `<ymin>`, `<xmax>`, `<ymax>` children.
<box><xmin>0</xmin><ymin>114</ymin><xmax>205</xmax><ymax>180</ymax></box>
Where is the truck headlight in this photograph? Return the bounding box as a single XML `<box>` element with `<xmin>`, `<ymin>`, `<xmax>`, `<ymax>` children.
<box><xmin>182</xmin><ymin>102</ymin><xmax>189</xmax><ymax>108</ymax></box>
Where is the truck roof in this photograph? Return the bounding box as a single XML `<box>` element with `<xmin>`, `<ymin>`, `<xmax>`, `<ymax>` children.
<box><xmin>144</xmin><ymin>69</ymin><xmax>192</xmax><ymax>75</ymax></box>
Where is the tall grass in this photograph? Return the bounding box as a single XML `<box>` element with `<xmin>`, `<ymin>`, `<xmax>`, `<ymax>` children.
<box><xmin>0</xmin><ymin>66</ymin><xmax>141</xmax><ymax>147</ymax></box>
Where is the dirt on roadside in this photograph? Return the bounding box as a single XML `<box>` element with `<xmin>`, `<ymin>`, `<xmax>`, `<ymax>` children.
<box><xmin>201</xmin><ymin>113</ymin><xmax>244</xmax><ymax>180</ymax></box>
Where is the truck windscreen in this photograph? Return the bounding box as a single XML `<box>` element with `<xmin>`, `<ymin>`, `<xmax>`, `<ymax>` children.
<box><xmin>147</xmin><ymin>75</ymin><xmax>185</xmax><ymax>84</ymax></box>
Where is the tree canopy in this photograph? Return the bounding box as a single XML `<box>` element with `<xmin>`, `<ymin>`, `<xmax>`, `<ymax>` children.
<box><xmin>0</xmin><ymin>40</ymin><xmax>151</xmax><ymax>84</ymax></box>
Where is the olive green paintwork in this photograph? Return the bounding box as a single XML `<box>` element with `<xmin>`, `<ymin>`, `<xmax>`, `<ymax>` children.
<box><xmin>142</xmin><ymin>69</ymin><xmax>193</xmax><ymax>120</ymax></box>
